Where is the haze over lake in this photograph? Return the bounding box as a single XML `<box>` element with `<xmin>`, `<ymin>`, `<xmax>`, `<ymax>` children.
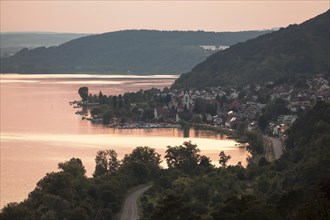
<box><xmin>0</xmin><ymin>74</ymin><xmax>248</xmax><ymax>208</ymax></box>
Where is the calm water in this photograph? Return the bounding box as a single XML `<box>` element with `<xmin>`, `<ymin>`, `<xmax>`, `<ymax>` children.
<box><xmin>0</xmin><ymin>74</ymin><xmax>248</xmax><ymax>208</ymax></box>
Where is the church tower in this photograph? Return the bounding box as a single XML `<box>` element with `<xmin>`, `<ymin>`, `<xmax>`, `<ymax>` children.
<box><xmin>183</xmin><ymin>80</ymin><xmax>190</xmax><ymax>111</ymax></box>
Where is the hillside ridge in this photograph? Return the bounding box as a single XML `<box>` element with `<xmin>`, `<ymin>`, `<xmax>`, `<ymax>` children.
<box><xmin>172</xmin><ymin>10</ymin><xmax>330</xmax><ymax>88</ymax></box>
<box><xmin>0</xmin><ymin>30</ymin><xmax>271</xmax><ymax>74</ymax></box>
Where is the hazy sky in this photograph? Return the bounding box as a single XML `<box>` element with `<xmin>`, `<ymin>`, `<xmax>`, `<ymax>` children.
<box><xmin>1</xmin><ymin>1</ymin><xmax>329</xmax><ymax>33</ymax></box>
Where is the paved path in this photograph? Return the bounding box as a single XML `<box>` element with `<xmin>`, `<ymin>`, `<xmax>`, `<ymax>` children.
<box><xmin>120</xmin><ymin>185</ymin><xmax>151</xmax><ymax>220</ymax></box>
<box><xmin>263</xmin><ymin>136</ymin><xmax>283</xmax><ymax>160</ymax></box>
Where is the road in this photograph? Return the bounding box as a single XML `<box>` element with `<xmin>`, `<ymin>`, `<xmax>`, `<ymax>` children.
<box><xmin>263</xmin><ymin>136</ymin><xmax>283</xmax><ymax>160</ymax></box>
<box><xmin>120</xmin><ymin>185</ymin><xmax>151</xmax><ymax>220</ymax></box>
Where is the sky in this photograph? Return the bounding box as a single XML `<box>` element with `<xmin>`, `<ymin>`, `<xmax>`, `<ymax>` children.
<box><xmin>1</xmin><ymin>1</ymin><xmax>329</xmax><ymax>34</ymax></box>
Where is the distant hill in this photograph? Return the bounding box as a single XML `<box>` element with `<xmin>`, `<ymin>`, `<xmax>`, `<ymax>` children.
<box><xmin>0</xmin><ymin>30</ymin><xmax>271</xmax><ymax>74</ymax></box>
<box><xmin>0</xmin><ymin>32</ymin><xmax>89</xmax><ymax>57</ymax></box>
<box><xmin>172</xmin><ymin>10</ymin><xmax>330</xmax><ymax>88</ymax></box>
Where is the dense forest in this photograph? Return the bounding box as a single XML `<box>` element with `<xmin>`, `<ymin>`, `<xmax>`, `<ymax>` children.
<box><xmin>0</xmin><ymin>30</ymin><xmax>271</xmax><ymax>74</ymax></box>
<box><xmin>1</xmin><ymin>102</ymin><xmax>329</xmax><ymax>219</ymax></box>
<box><xmin>172</xmin><ymin>10</ymin><xmax>330</xmax><ymax>88</ymax></box>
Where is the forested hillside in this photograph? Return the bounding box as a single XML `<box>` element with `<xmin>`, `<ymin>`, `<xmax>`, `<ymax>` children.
<box><xmin>172</xmin><ymin>10</ymin><xmax>330</xmax><ymax>88</ymax></box>
<box><xmin>0</xmin><ymin>30</ymin><xmax>271</xmax><ymax>74</ymax></box>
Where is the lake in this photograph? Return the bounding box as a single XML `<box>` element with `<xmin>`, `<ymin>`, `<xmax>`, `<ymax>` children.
<box><xmin>0</xmin><ymin>74</ymin><xmax>248</xmax><ymax>208</ymax></box>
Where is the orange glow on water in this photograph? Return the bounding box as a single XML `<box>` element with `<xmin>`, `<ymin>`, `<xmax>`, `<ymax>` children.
<box><xmin>0</xmin><ymin>74</ymin><xmax>248</xmax><ymax>208</ymax></box>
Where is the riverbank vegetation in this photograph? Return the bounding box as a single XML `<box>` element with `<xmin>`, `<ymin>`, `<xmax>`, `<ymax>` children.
<box><xmin>1</xmin><ymin>102</ymin><xmax>329</xmax><ymax>219</ymax></box>
<box><xmin>83</xmin><ymin>87</ymin><xmax>172</xmax><ymax>125</ymax></box>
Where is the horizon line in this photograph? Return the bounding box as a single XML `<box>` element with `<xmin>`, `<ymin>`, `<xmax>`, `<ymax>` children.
<box><xmin>0</xmin><ymin>28</ymin><xmax>280</xmax><ymax>35</ymax></box>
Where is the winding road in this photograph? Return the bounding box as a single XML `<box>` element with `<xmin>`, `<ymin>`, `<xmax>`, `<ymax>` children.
<box><xmin>120</xmin><ymin>185</ymin><xmax>152</xmax><ymax>220</ymax></box>
<box><xmin>263</xmin><ymin>135</ymin><xmax>283</xmax><ymax>160</ymax></box>
<box><xmin>268</xmin><ymin>136</ymin><xmax>283</xmax><ymax>159</ymax></box>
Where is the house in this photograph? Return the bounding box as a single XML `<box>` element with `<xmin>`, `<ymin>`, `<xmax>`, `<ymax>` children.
<box><xmin>276</xmin><ymin>115</ymin><xmax>297</xmax><ymax>126</ymax></box>
<box><xmin>247</xmin><ymin>122</ymin><xmax>257</xmax><ymax>131</ymax></box>
<box><xmin>213</xmin><ymin>116</ymin><xmax>223</xmax><ymax>126</ymax></box>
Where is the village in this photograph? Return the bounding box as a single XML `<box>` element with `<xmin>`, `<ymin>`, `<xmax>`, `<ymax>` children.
<box><xmin>74</xmin><ymin>74</ymin><xmax>330</xmax><ymax>142</ymax></box>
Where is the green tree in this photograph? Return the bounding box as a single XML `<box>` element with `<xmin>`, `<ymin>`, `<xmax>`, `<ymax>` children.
<box><xmin>40</xmin><ymin>210</ymin><xmax>57</xmax><ymax>220</ymax></box>
<box><xmin>143</xmin><ymin>108</ymin><xmax>154</xmax><ymax>121</ymax></box>
<box><xmin>36</xmin><ymin>172</ymin><xmax>74</xmax><ymax>200</ymax></box>
<box><xmin>199</xmin><ymin>155</ymin><xmax>214</xmax><ymax>172</ymax></box>
<box><xmin>112</xmin><ymin>96</ymin><xmax>118</xmax><ymax>109</ymax></box>
<box><xmin>118</xmin><ymin>94</ymin><xmax>123</xmax><ymax>109</ymax></box>
<box><xmin>122</xmin><ymin>146</ymin><xmax>161</xmax><ymax>166</ymax></box>
<box><xmin>98</xmin><ymin>91</ymin><xmax>108</xmax><ymax>105</ymax></box>
<box><xmin>193</xmin><ymin>98</ymin><xmax>205</xmax><ymax>114</ymax></box>
<box><xmin>219</xmin><ymin>151</ymin><xmax>231</xmax><ymax>168</ymax></box>
<box><xmin>0</xmin><ymin>203</ymin><xmax>35</xmax><ymax>220</ymax></box>
<box><xmin>121</xmin><ymin>146</ymin><xmax>161</xmax><ymax>183</ymax></box>
<box><xmin>258</xmin><ymin>98</ymin><xmax>289</xmax><ymax>130</ymax></box>
<box><xmin>245</xmin><ymin>132</ymin><xmax>264</xmax><ymax>155</ymax></box>
<box><xmin>193</xmin><ymin>182</ymin><xmax>210</xmax><ymax>203</ymax></box>
<box><xmin>103</xmin><ymin>109</ymin><xmax>114</xmax><ymax>124</ymax></box>
<box><xmin>165</xmin><ymin>141</ymin><xmax>201</xmax><ymax>173</ymax></box>
<box><xmin>151</xmin><ymin>192</ymin><xmax>199</xmax><ymax>220</ymax></box>
<box><xmin>69</xmin><ymin>207</ymin><xmax>89</xmax><ymax>220</ymax></box>
<box><xmin>257</xmin><ymin>114</ymin><xmax>269</xmax><ymax>131</ymax></box>
<box><xmin>123</xmin><ymin>93</ymin><xmax>131</xmax><ymax>110</ymax></box>
<box><xmin>78</xmin><ymin>87</ymin><xmax>89</xmax><ymax>102</ymax></box>
<box><xmin>94</xmin><ymin>149</ymin><xmax>120</xmax><ymax>177</ymax></box>
<box><xmin>213</xmin><ymin>195</ymin><xmax>278</xmax><ymax>220</ymax></box>
<box><xmin>90</xmin><ymin>105</ymin><xmax>108</xmax><ymax>117</ymax></box>
<box><xmin>58</xmin><ymin>158</ymin><xmax>86</xmax><ymax>177</ymax></box>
